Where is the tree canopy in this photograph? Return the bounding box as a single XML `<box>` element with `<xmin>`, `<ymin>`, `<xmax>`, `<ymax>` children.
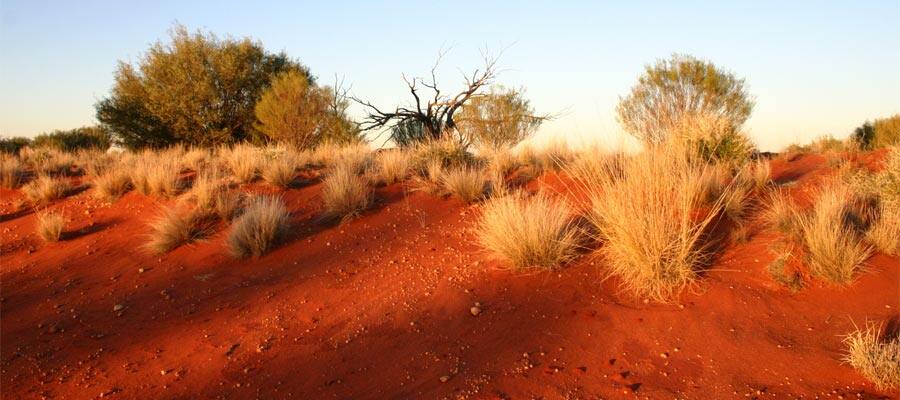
<box><xmin>254</xmin><ymin>71</ymin><xmax>361</xmax><ymax>148</ymax></box>
<box><xmin>616</xmin><ymin>54</ymin><xmax>754</xmax><ymax>145</ymax></box>
<box><xmin>456</xmin><ymin>86</ymin><xmax>544</xmax><ymax>149</ymax></box>
<box><xmin>96</xmin><ymin>24</ymin><xmax>309</xmax><ymax>149</ymax></box>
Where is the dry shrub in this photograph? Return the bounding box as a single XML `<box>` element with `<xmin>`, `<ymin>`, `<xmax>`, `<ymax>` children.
<box><xmin>322</xmin><ymin>163</ymin><xmax>370</xmax><ymax>220</ymax></box>
<box><xmin>866</xmin><ymin>202</ymin><xmax>899</xmax><ymax>255</ymax></box>
<box><xmin>224</xmin><ymin>144</ymin><xmax>262</xmax><ymax>183</ymax></box>
<box><xmin>1</xmin><ymin>156</ymin><xmax>25</xmax><ymax>189</ymax></box>
<box><xmin>227</xmin><ymin>196</ymin><xmax>290</xmax><ymax>258</ymax></box>
<box><xmin>189</xmin><ymin>171</ymin><xmax>245</xmax><ymax>220</ymax></box>
<box><xmin>22</xmin><ymin>175</ymin><xmax>72</xmax><ymax>205</ymax></box>
<box><xmin>478</xmin><ymin>192</ymin><xmax>581</xmax><ymax>270</ymax></box>
<box><xmin>181</xmin><ymin>147</ymin><xmax>209</xmax><ymax>172</ymax></box>
<box><xmin>749</xmin><ymin>159</ymin><xmax>772</xmax><ymax>190</ymax></box>
<box><xmin>145</xmin><ymin>206</ymin><xmax>215</xmax><ymax>254</ymax></box>
<box><xmin>570</xmin><ymin>143</ymin><xmax>725</xmax><ymax>302</ymax></box>
<box><xmin>375</xmin><ymin>150</ymin><xmax>410</xmax><ymax>184</ymax></box>
<box><xmin>764</xmin><ymin>190</ymin><xmax>802</xmax><ymax>237</ymax></box>
<box><xmin>442</xmin><ymin>167</ymin><xmax>486</xmax><ymax>204</ymax></box>
<box><xmin>333</xmin><ymin>143</ymin><xmax>373</xmax><ymax>174</ymax></box>
<box><xmin>130</xmin><ymin>152</ymin><xmax>181</xmax><ymax>197</ymax></box>
<box><xmin>36</xmin><ymin>211</ymin><xmax>65</xmax><ymax>242</ymax></box>
<box><xmin>766</xmin><ymin>242</ymin><xmax>803</xmax><ymax>291</ymax></box>
<box><xmin>261</xmin><ymin>153</ymin><xmax>298</xmax><ymax>188</ymax></box>
<box><xmin>798</xmin><ymin>182</ymin><xmax>872</xmax><ymax>284</ymax></box>
<box><xmin>843</xmin><ymin>322</ymin><xmax>900</xmax><ymax>390</ymax></box>
<box><xmin>93</xmin><ymin>169</ymin><xmax>132</xmax><ymax>201</ymax></box>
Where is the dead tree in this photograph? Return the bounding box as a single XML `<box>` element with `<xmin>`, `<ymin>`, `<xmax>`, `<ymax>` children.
<box><xmin>352</xmin><ymin>51</ymin><xmax>499</xmax><ymax>145</ymax></box>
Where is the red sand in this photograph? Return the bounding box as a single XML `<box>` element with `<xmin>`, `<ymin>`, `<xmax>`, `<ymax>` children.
<box><xmin>1</xmin><ymin>154</ymin><xmax>898</xmax><ymax>399</ymax></box>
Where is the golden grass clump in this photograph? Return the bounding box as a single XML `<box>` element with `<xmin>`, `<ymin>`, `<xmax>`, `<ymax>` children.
<box><xmin>145</xmin><ymin>206</ymin><xmax>214</xmax><ymax>254</ymax></box>
<box><xmin>227</xmin><ymin>196</ymin><xmax>290</xmax><ymax>258</ymax></box>
<box><xmin>22</xmin><ymin>175</ymin><xmax>72</xmax><ymax>205</ymax></box>
<box><xmin>1</xmin><ymin>155</ymin><xmax>25</xmax><ymax>189</ymax></box>
<box><xmin>375</xmin><ymin>149</ymin><xmax>411</xmax><ymax>184</ymax></box>
<box><xmin>441</xmin><ymin>167</ymin><xmax>486</xmax><ymax>204</ymax></box>
<box><xmin>35</xmin><ymin>211</ymin><xmax>65</xmax><ymax>242</ymax></box>
<box><xmin>93</xmin><ymin>169</ymin><xmax>132</xmax><ymax>201</ymax></box>
<box><xmin>843</xmin><ymin>322</ymin><xmax>900</xmax><ymax>390</ymax></box>
<box><xmin>130</xmin><ymin>152</ymin><xmax>181</xmax><ymax>197</ymax></box>
<box><xmin>322</xmin><ymin>163</ymin><xmax>370</xmax><ymax>220</ymax></box>
<box><xmin>261</xmin><ymin>153</ymin><xmax>298</xmax><ymax>188</ymax></box>
<box><xmin>865</xmin><ymin>202</ymin><xmax>899</xmax><ymax>255</ymax></box>
<box><xmin>189</xmin><ymin>171</ymin><xmax>245</xmax><ymax>220</ymax></box>
<box><xmin>224</xmin><ymin>144</ymin><xmax>262</xmax><ymax>183</ymax></box>
<box><xmin>797</xmin><ymin>182</ymin><xmax>872</xmax><ymax>284</ymax></box>
<box><xmin>570</xmin><ymin>143</ymin><xmax>725</xmax><ymax>302</ymax></box>
<box><xmin>764</xmin><ymin>190</ymin><xmax>802</xmax><ymax>237</ymax></box>
<box><xmin>478</xmin><ymin>192</ymin><xmax>581</xmax><ymax>270</ymax></box>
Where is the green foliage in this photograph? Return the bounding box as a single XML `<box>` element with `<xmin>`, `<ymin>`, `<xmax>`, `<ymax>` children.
<box><xmin>457</xmin><ymin>86</ymin><xmax>544</xmax><ymax>149</ymax></box>
<box><xmin>671</xmin><ymin>113</ymin><xmax>755</xmax><ymax>166</ymax></box>
<box><xmin>254</xmin><ymin>71</ymin><xmax>360</xmax><ymax>148</ymax></box>
<box><xmin>853</xmin><ymin>115</ymin><xmax>900</xmax><ymax>150</ymax></box>
<box><xmin>96</xmin><ymin>24</ymin><xmax>309</xmax><ymax>149</ymax></box>
<box><xmin>32</xmin><ymin>126</ymin><xmax>112</xmax><ymax>152</ymax></box>
<box><xmin>0</xmin><ymin>137</ymin><xmax>32</xmax><ymax>154</ymax></box>
<box><xmin>617</xmin><ymin>54</ymin><xmax>754</xmax><ymax>144</ymax></box>
<box><xmin>390</xmin><ymin>119</ymin><xmax>428</xmax><ymax>148</ymax></box>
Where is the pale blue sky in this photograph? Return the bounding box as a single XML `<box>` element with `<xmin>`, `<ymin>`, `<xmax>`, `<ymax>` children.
<box><xmin>1</xmin><ymin>0</ymin><xmax>898</xmax><ymax>151</ymax></box>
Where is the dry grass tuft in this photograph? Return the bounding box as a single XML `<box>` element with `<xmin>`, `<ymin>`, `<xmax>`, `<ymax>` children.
<box><xmin>570</xmin><ymin>143</ymin><xmax>725</xmax><ymax>302</ymax></box>
<box><xmin>93</xmin><ymin>169</ymin><xmax>132</xmax><ymax>201</ymax></box>
<box><xmin>35</xmin><ymin>211</ymin><xmax>65</xmax><ymax>242</ymax></box>
<box><xmin>322</xmin><ymin>163</ymin><xmax>370</xmax><ymax>220</ymax></box>
<box><xmin>189</xmin><ymin>171</ymin><xmax>245</xmax><ymax>220</ymax></box>
<box><xmin>478</xmin><ymin>192</ymin><xmax>581</xmax><ymax>270</ymax></box>
<box><xmin>130</xmin><ymin>153</ymin><xmax>181</xmax><ymax>197</ymax></box>
<box><xmin>145</xmin><ymin>206</ymin><xmax>215</xmax><ymax>254</ymax></box>
<box><xmin>843</xmin><ymin>322</ymin><xmax>900</xmax><ymax>390</ymax></box>
<box><xmin>375</xmin><ymin>150</ymin><xmax>411</xmax><ymax>184</ymax></box>
<box><xmin>261</xmin><ymin>153</ymin><xmax>298</xmax><ymax>188</ymax></box>
<box><xmin>442</xmin><ymin>167</ymin><xmax>486</xmax><ymax>204</ymax></box>
<box><xmin>224</xmin><ymin>144</ymin><xmax>263</xmax><ymax>183</ymax></box>
<box><xmin>764</xmin><ymin>190</ymin><xmax>802</xmax><ymax>237</ymax></box>
<box><xmin>798</xmin><ymin>182</ymin><xmax>872</xmax><ymax>284</ymax></box>
<box><xmin>1</xmin><ymin>156</ymin><xmax>26</xmax><ymax>188</ymax></box>
<box><xmin>866</xmin><ymin>202</ymin><xmax>899</xmax><ymax>255</ymax></box>
<box><xmin>227</xmin><ymin>196</ymin><xmax>290</xmax><ymax>258</ymax></box>
<box><xmin>22</xmin><ymin>175</ymin><xmax>72</xmax><ymax>205</ymax></box>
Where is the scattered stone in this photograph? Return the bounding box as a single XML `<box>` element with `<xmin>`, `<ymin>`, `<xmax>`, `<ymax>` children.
<box><xmin>470</xmin><ymin>306</ymin><xmax>481</xmax><ymax>316</ymax></box>
<box><xmin>113</xmin><ymin>304</ymin><xmax>124</xmax><ymax>312</ymax></box>
<box><xmin>439</xmin><ymin>375</ymin><xmax>451</xmax><ymax>383</ymax></box>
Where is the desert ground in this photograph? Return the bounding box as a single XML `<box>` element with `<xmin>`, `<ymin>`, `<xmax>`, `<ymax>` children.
<box><xmin>1</xmin><ymin>144</ymin><xmax>897</xmax><ymax>400</ymax></box>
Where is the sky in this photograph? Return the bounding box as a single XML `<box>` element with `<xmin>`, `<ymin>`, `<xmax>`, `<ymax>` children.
<box><xmin>1</xmin><ymin>0</ymin><xmax>898</xmax><ymax>151</ymax></box>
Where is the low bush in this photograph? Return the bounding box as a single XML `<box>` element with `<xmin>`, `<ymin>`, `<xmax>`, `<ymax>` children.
<box><xmin>321</xmin><ymin>163</ymin><xmax>370</xmax><ymax>220</ymax></box>
<box><xmin>93</xmin><ymin>169</ymin><xmax>132</xmax><ymax>201</ymax></box>
<box><xmin>375</xmin><ymin>149</ymin><xmax>410</xmax><ymax>184</ymax></box>
<box><xmin>1</xmin><ymin>155</ymin><xmax>25</xmax><ymax>189</ymax></box>
<box><xmin>441</xmin><ymin>167</ymin><xmax>486</xmax><ymax>203</ymax></box>
<box><xmin>227</xmin><ymin>196</ymin><xmax>290</xmax><ymax>257</ymax></box>
<box><xmin>35</xmin><ymin>211</ymin><xmax>65</xmax><ymax>242</ymax></box>
<box><xmin>843</xmin><ymin>322</ymin><xmax>900</xmax><ymax>390</ymax></box>
<box><xmin>261</xmin><ymin>153</ymin><xmax>298</xmax><ymax>188</ymax></box>
<box><xmin>477</xmin><ymin>192</ymin><xmax>581</xmax><ymax>270</ymax></box>
<box><xmin>22</xmin><ymin>175</ymin><xmax>72</xmax><ymax>205</ymax></box>
<box><xmin>145</xmin><ymin>206</ymin><xmax>215</xmax><ymax>254</ymax></box>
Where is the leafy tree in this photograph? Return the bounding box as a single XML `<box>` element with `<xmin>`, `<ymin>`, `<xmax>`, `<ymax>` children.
<box><xmin>32</xmin><ymin>126</ymin><xmax>112</xmax><ymax>151</ymax></box>
<box><xmin>254</xmin><ymin>71</ymin><xmax>361</xmax><ymax>148</ymax></box>
<box><xmin>456</xmin><ymin>86</ymin><xmax>544</xmax><ymax>149</ymax></box>
<box><xmin>96</xmin><ymin>24</ymin><xmax>309</xmax><ymax>149</ymax></box>
<box><xmin>617</xmin><ymin>54</ymin><xmax>754</xmax><ymax>144</ymax></box>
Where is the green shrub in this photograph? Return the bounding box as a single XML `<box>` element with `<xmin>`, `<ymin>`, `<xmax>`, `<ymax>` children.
<box><xmin>854</xmin><ymin>115</ymin><xmax>900</xmax><ymax>150</ymax></box>
<box><xmin>32</xmin><ymin>126</ymin><xmax>111</xmax><ymax>152</ymax></box>
<box><xmin>0</xmin><ymin>137</ymin><xmax>32</xmax><ymax>154</ymax></box>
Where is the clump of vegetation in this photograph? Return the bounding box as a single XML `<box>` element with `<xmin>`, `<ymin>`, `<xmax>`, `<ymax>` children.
<box><xmin>254</xmin><ymin>70</ymin><xmax>360</xmax><ymax>148</ymax></box>
<box><xmin>766</xmin><ymin>243</ymin><xmax>803</xmax><ymax>292</ymax></box>
<box><xmin>321</xmin><ymin>163</ymin><xmax>370</xmax><ymax>220</ymax></box>
<box><xmin>673</xmin><ymin>112</ymin><xmax>756</xmax><ymax>166</ymax></box>
<box><xmin>843</xmin><ymin>322</ymin><xmax>900</xmax><ymax>390</ymax></box>
<box><xmin>617</xmin><ymin>54</ymin><xmax>753</xmax><ymax>145</ymax></box>
<box><xmin>131</xmin><ymin>156</ymin><xmax>181</xmax><ymax>197</ymax></box>
<box><xmin>0</xmin><ymin>137</ymin><xmax>31</xmax><ymax>155</ymax></box>
<box><xmin>764</xmin><ymin>190</ymin><xmax>802</xmax><ymax>237</ymax></box>
<box><xmin>31</xmin><ymin>126</ymin><xmax>112</xmax><ymax>152</ymax></box>
<box><xmin>375</xmin><ymin>149</ymin><xmax>411</xmax><ymax>184</ymax></box>
<box><xmin>456</xmin><ymin>86</ymin><xmax>545</xmax><ymax>149</ymax></box>
<box><xmin>261</xmin><ymin>152</ymin><xmax>298</xmax><ymax>188</ymax></box>
<box><xmin>865</xmin><ymin>202</ymin><xmax>899</xmax><ymax>255</ymax></box>
<box><xmin>570</xmin><ymin>142</ymin><xmax>726</xmax><ymax>302</ymax></box>
<box><xmin>441</xmin><ymin>167</ymin><xmax>486</xmax><ymax>204</ymax></box>
<box><xmin>22</xmin><ymin>175</ymin><xmax>72</xmax><ymax>205</ymax></box>
<box><xmin>797</xmin><ymin>182</ymin><xmax>871</xmax><ymax>284</ymax></box>
<box><xmin>93</xmin><ymin>169</ymin><xmax>132</xmax><ymax>201</ymax></box>
<box><xmin>145</xmin><ymin>206</ymin><xmax>215</xmax><ymax>254</ymax></box>
<box><xmin>227</xmin><ymin>196</ymin><xmax>290</xmax><ymax>258</ymax></box>
<box><xmin>852</xmin><ymin>114</ymin><xmax>900</xmax><ymax>150</ymax></box>
<box><xmin>1</xmin><ymin>155</ymin><xmax>25</xmax><ymax>189</ymax></box>
<box><xmin>35</xmin><ymin>211</ymin><xmax>65</xmax><ymax>242</ymax></box>
<box><xmin>224</xmin><ymin>144</ymin><xmax>262</xmax><ymax>183</ymax></box>
<box><xmin>477</xmin><ymin>192</ymin><xmax>581</xmax><ymax>270</ymax></box>
<box><xmin>95</xmin><ymin>24</ymin><xmax>309</xmax><ymax>149</ymax></box>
